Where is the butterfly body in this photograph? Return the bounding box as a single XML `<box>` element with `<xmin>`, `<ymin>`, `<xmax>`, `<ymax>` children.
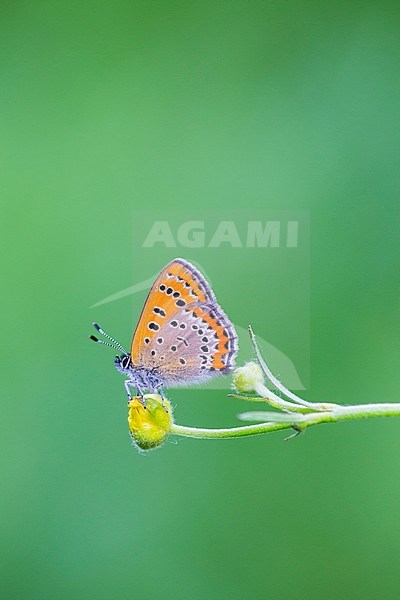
<box><xmin>114</xmin><ymin>356</ymin><xmax>163</xmax><ymax>396</ymax></box>
<box><xmin>92</xmin><ymin>258</ymin><xmax>238</xmax><ymax>399</ymax></box>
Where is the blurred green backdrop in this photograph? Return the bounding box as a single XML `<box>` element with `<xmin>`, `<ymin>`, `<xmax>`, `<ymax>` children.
<box><xmin>2</xmin><ymin>1</ymin><xmax>399</xmax><ymax>599</ymax></box>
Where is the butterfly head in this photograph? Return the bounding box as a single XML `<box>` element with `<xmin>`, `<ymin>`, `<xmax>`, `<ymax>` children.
<box><xmin>114</xmin><ymin>353</ymin><xmax>132</xmax><ymax>374</ymax></box>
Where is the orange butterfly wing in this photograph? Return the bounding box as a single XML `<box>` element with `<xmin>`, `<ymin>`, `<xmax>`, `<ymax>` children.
<box><xmin>130</xmin><ymin>258</ymin><xmax>216</xmax><ymax>366</ymax></box>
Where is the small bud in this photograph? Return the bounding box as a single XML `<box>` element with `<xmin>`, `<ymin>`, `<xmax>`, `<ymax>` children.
<box><xmin>232</xmin><ymin>361</ymin><xmax>265</xmax><ymax>393</ymax></box>
<box><xmin>128</xmin><ymin>394</ymin><xmax>173</xmax><ymax>451</ymax></box>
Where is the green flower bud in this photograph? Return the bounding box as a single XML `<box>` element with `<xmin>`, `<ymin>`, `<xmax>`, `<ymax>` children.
<box><xmin>128</xmin><ymin>394</ymin><xmax>173</xmax><ymax>451</ymax></box>
<box><xmin>232</xmin><ymin>361</ymin><xmax>265</xmax><ymax>393</ymax></box>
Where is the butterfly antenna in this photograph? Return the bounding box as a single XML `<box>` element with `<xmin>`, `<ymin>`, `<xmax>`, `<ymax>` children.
<box><xmin>89</xmin><ymin>335</ymin><xmax>123</xmax><ymax>351</ymax></box>
<box><xmin>90</xmin><ymin>322</ymin><xmax>129</xmax><ymax>355</ymax></box>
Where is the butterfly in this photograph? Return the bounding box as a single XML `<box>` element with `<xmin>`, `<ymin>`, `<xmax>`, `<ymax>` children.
<box><xmin>90</xmin><ymin>258</ymin><xmax>238</xmax><ymax>401</ymax></box>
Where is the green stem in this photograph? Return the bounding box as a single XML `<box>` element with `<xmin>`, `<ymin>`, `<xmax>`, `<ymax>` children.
<box><xmin>170</xmin><ymin>421</ymin><xmax>290</xmax><ymax>439</ymax></box>
<box><xmin>249</xmin><ymin>325</ymin><xmax>315</xmax><ymax>408</ymax></box>
<box><xmin>317</xmin><ymin>403</ymin><xmax>400</xmax><ymax>422</ymax></box>
<box><xmin>170</xmin><ymin>403</ymin><xmax>400</xmax><ymax>441</ymax></box>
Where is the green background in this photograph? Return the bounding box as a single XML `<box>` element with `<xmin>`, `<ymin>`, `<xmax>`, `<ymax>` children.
<box><xmin>2</xmin><ymin>2</ymin><xmax>399</xmax><ymax>599</ymax></box>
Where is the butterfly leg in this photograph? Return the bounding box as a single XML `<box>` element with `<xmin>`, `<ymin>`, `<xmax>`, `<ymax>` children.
<box><xmin>157</xmin><ymin>386</ymin><xmax>169</xmax><ymax>412</ymax></box>
<box><xmin>124</xmin><ymin>380</ymin><xmax>133</xmax><ymax>402</ymax></box>
<box><xmin>124</xmin><ymin>380</ymin><xmax>143</xmax><ymax>402</ymax></box>
<box><xmin>125</xmin><ymin>379</ymin><xmax>147</xmax><ymax>407</ymax></box>
<box><xmin>137</xmin><ymin>389</ymin><xmax>146</xmax><ymax>407</ymax></box>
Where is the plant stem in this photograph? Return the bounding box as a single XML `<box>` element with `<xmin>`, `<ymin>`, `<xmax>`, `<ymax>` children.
<box><xmin>248</xmin><ymin>325</ymin><xmax>315</xmax><ymax>408</ymax></box>
<box><xmin>254</xmin><ymin>382</ymin><xmax>337</xmax><ymax>413</ymax></box>
<box><xmin>170</xmin><ymin>421</ymin><xmax>290</xmax><ymax>439</ymax></box>
<box><xmin>248</xmin><ymin>327</ymin><xmax>347</xmax><ymax>413</ymax></box>
<box><xmin>319</xmin><ymin>403</ymin><xmax>400</xmax><ymax>421</ymax></box>
<box><xmin>170</xmin><ymin>403</ymin><xmax>400</xmax><ymax>441</ymax></box>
